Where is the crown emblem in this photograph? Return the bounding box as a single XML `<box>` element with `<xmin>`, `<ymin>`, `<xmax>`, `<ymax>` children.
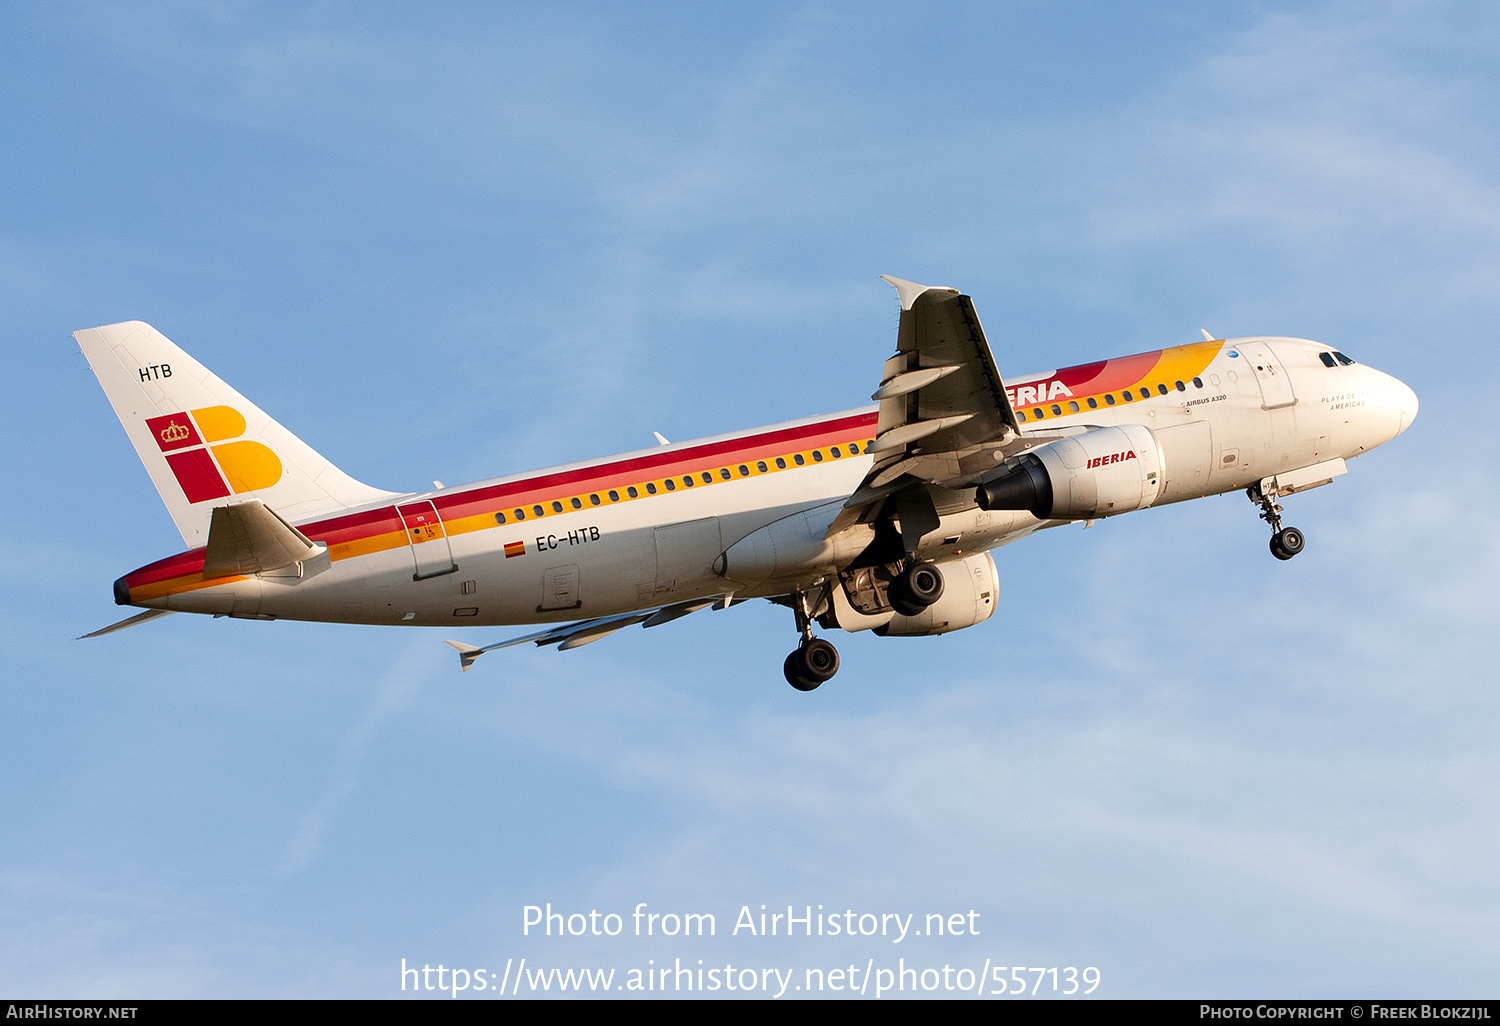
<box><xmin>160</xmin><ymin>420</ymin><xmax>191</xmax><ymax>444</ymax></box>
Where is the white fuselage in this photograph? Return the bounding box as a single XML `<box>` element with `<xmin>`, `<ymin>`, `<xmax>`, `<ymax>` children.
<box><xmin>119</xmin><ymin>337</ymin><xmax>1417</xmax><ymax>629</ymax></box>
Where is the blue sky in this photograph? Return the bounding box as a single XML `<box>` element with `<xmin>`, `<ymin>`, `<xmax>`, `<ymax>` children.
<box><xmin>3</xmin><ymin>1</ymin><xmax>1497</xmax><ymax>998</ymax></box>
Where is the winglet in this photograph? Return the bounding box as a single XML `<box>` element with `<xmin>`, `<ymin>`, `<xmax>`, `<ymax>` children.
<box><xmin>443</xmin><ymin>639</ymin><xmax>485</xmax><ymax>671</ymax></box>
<box><xmin>1200</xmin><ymin>328</ymin><xmax>1215</xmax><ymax>341</ymax></box>
<box><xmin>880</xmin><ymin>275</ymin><xmax>960</xmax><ymax>312</ymax></box>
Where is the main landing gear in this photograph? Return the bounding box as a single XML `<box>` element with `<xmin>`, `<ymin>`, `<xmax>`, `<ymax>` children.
<box><xmin>780</xmin><ymin>559</ymin><xmax>948</xmax><ymax>692</ymax></box>
<box><xmin>783</xmin><ymin>587</ymin><xmax>840</xmax><ymax>691</ymax></box>
<box><xmin>889</xmin><ymin>559</ymin><xmax>944</xmax><ymax>616</ymax></box>
<box><xmin>1249</xmin><ymin>484</ymin><xmax>1306</xmax><ymax>561</ymax></box>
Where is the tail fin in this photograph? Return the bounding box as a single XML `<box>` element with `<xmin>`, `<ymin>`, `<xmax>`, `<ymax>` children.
<box><xmin>75</xmin><ymin>321</ymin><xmax>400</xmax><ymax>546</ymax></box>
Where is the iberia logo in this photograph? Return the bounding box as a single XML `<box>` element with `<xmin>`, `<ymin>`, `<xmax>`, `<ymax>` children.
<box><xmin>1086</xmin><ymin>450</ymin><xmax>1137</xmax><ymax>470</ymax></box>
<box><xmin>145</xmin><ymin>406</ymin><xmax>283</xmax><ymax>503</ymax></box>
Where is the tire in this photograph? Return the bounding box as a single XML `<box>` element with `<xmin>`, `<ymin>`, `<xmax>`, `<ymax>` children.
<box><xmin>796</xmin><ymin>637</ymin><xmax>840</xmax><ymax>683</ymax></box>
<box><xmin>890</xmin><ymin>560</ymin><xmax>945</xmax><ymax>615</ymax></box>
<box><xmin>1270</xmin><ymin>536</ymin><xmax>1293</xmax><ymax>560</ymax></box>
<box><xmin>1277</xmin><ymin>527</ymin><xmax>1305</xmax><ymax>557</ymax></box>
<box><xmin>784</xmin><ymin>651</ymin><xmax>821</xmax><ymax>691</ymax></box>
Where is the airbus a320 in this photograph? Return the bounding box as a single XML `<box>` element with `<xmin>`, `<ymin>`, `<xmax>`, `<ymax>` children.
<box><xmin>77</xmin><ymin>277</ymin><xmax>1418</xmax><ymax>690</ymax></box>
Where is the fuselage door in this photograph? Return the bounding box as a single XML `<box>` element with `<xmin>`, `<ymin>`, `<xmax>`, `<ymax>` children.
<box><xmin>397</xmin><ymin>500</ymin><xmax>457</xmax><ymax>579</ymax></box>
<box><xmin>1242</xmin><ymin>340</ymin><xmax>1297</xmax><ymax>409</ymax></box>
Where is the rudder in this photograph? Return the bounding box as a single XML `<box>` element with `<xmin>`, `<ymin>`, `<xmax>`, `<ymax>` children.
<box><xmin>75</xmin><ymin>320</ymin><xmax>399</xmax><ymax>546</ymax></box>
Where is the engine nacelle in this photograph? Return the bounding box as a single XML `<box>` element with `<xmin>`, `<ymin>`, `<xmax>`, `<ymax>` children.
<box><xmin>874</xmin><ymin>553</ymin><xmax>998</xmax><ymax>637</ymax></box>
<box><xmin>975</xmin><ymin>424</ymin><xmax>1161</xmax><ymax>520</ymax></box>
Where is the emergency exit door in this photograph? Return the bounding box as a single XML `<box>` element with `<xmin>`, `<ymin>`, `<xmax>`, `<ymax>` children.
<box><xmin>1241</xmin><ymin>340</ymin><xmax>1297</xmax><ymax>409</ymax></box>
<box><xmin>397</xmin><ymin>501</ymin><xmax>457</xmax><ymax>580</ymax></box>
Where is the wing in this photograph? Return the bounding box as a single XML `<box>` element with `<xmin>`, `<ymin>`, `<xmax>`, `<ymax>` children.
<box><xmin>442</xmin><ymin>596</ymin><xmax>731</xmax><ymax>671</ymax></box>
<box><xmin>829</xmin><ymin>277</ymin><xmax>1047</xmax><ymax>536</ymax></box>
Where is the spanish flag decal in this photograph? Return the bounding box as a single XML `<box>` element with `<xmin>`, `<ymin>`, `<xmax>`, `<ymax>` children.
<box><xmin>504</xmin><ymin>541</ymin><xmax>525</xmax><ymax>559</ymax></box>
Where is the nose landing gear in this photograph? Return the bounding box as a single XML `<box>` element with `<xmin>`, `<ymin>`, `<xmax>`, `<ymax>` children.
<box><xmin>1249</xmin><ymin>483</ymin><xmax>1305</xmax><ymax>560</ymax></box>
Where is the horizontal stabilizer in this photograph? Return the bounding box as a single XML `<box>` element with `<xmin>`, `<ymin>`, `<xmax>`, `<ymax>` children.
<box><xmin>79</xmin><ymin>608</ymin><xmax>176</xmax><ymax>639</ymax></box>
<box><xmin>203</xmin><ymin>500</ymin><xmax>324</xmax><ymax>579</ymax></box>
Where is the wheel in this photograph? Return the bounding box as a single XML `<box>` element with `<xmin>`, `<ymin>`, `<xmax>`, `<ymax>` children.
<box><xmin>1270</xmin><ymin>527</ymin><xmax>1304</xmax><ymax>561</ymax></box>
<box><xmin>889</xmin><ymin>560</ymin><xmax>945</xmax><ymax>615</ymax></box>
<box><xmin>796</xmin><ymin>637</ymin><xmax>840</xmax><ymax>682</ymax></box>
<box><xmin>784</xmin><ymin>651</ymin><xmax>821</xmax><ymax>691</ymax></box>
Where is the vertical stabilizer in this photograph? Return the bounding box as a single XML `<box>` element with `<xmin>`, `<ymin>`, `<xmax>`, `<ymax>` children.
<box><xmin>75</xmin><ymin>321</ymin><xmax>399</xmax><ymax>546</ymax></box>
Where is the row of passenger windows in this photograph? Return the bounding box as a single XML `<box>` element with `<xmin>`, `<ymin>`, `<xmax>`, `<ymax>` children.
<box><xmin>1016</xmin><ymin>378</ymin><xmax>1205</xmax><ymax>422</ymax></box>
<box><xmin>490</xmin><ymin>440</ymin><xmax>874</xmax><ymax>524</ymax></box>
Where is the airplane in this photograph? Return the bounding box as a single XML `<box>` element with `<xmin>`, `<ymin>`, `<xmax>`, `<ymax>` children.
<box><xmin>76</xmin><ymin>276</ymin><xmax>1419</xmax><ymax>690</ymax></box>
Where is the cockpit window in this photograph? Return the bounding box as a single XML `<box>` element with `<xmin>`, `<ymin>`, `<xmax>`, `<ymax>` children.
<box><xmin>1319</xmin><ymin>352</ymin><xmax>1337</xmax><ymax>368</ymax></box>
<box><xmin>1333</xmin><ymin>351</ymin><xmax>1356</xmax><ymax>366</ymax></box>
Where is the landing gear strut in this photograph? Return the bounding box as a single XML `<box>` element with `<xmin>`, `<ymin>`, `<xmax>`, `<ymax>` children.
<box><xmin>1249</xmin><ymin>484</ymin><xmax>1305</xmax><ymax>561</ymax></box>
<box><xmin>784</xmin><ymin>587</ymin><xmax>840</xmax><ymax>691</ymax></box>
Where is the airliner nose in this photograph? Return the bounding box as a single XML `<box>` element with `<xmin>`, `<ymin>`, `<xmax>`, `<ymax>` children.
<box><xmin>1395</xmin><ymin>379</ymin><xmax>1419</xmax><ymax>435</ymax></box>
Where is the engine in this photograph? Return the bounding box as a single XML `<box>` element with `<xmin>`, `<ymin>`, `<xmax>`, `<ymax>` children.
<box><xmin>975</xmin><ymin>424</ymin><xmax>1161</xmax><ymax>520</ymax></box>
<box><xmin>873</xmin><ymin>552</ymin><xmax>998</xmax><ymax>637</ymax></box>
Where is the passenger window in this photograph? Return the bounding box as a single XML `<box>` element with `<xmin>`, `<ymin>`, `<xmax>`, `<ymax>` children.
<box><xmin>812</xmin><ymin>450</ymin><xmax>823</xmax><ymax>462</ymax></box>
<box><xmin>495</xmin><ymin>511</ymin><xmax>506</xmax><ymax>524</ymax></box>
<box><xmin>1175</xmin><ymin>381</ymin><xmax>1185</xmax><ymax>391</ymax></box>
<box><xmin>720</xmin><ymin>468</ymin><xmax>732</xmax><ymax>480</ymax></box>
<box><xmin>757</xmin><ymin>461</ymin><xmax>768</xmax><ymax>472</ymax></box>
<box><xmin>515</xmin><ymin>508</ymin><xmax>526</xmax><ymax>521</ymax></box>
<box><xmin>849</xmin><ymin>444</ymin><xmax>860</xmax><ymax>455</ymax></box>
<box><xmin>1033</xmin><ymin>408</ymin><xmax>1044</xmax><ymax>419</ymax></box>
<box><xmin>776</xmin><ymin>457</ymin><xmax>787</xmax><ymax>469</ymax></box>
<box><xmin>1193</xmin><ymin>377</ymin><xmax>1203</xmax><ymax>388</ymax></box>
<box><xmin>739</xmin><ymin>464</ymin><xmax>750</xmax><ymax>476</ymax></box>
<box><xmin>533</xmin><ymin>505</ymin><xmax>544</xmax><ymax>517</ymax></box>
<box><xmin>552</xmin><ymin>500</ymin><xmax>564</xmax><ymax>513</ymax></box>
<box><xmin>702</xmin><ymin>472</ymin><xmax>713</xmax><ymax>484</ymax></box>
<box><xmin>627</xmin><ymin>486</ymin><xmax>638</xmax><ymax>498</ymax></box>
<box><xmin>1104</xmin><ymin>394</ymin><xmax>1115</xmax><ymax>406</ymax></box>
<box><xmin>1018</xmin><ymin>410</ymin><xmax>1028</xmax><ymax>422</ymax></box>
<box><xmin>646</xmin><ymin>483</ymin><xmax>657</xmax><ymax>495</ymax></box>
<box><xmin>1140</xmin><ymin>388</ymin><xmax>1150</xmax><ymax>399</ymax></box>
<box><xmin>830</xmin><ymin>447</ymin><xmax>841</xmax><ymax>458</ymax></box>
<box><xmin>570</xmin><ymin>497</ymin><xmax>581</xmax><ymax>509</ymax></box>
<box><xmin>793</xmin><ymin>454</ymin><xmax>805</xmax><ymax>466</ymax></box>
<box><xmin>1086</xmin><ymin>397</ymin><xmax>1097</xmax><ymax>409</ymax></box>
<box><xmin>664</xmin><ymin>479</ymin><xmax>675</xmax><ymax>491</ymax></box>
<box><xmin>1157</xmin><ymin>384</ymin><xmax>1168</xmax><ymax>396</ymax></box>
<box><xmin>1051</xmin><ymin>404</ymin><xmax>1062</xmax><ymax>416</ymax></box>
<box><xmin>608</xmin><ymin>490</ymin><xmax>619</xmax><ymax>502</ymax></box>
<box><xmin>682</xmin><ymin>476</ymin><xmax>693</xmax><ymax>487</ymax></box>
<box><xmin>1068</xmin><ymin>400</ymin><xmax>1080</xmax><ymax>413</ymax></box>
<box><xmin>1121</xmin><ymin>391</ymin><xmax>1133</xmax><ymax>403</ymax></box>
<box><xmin>590</xmin><ymin>494</ymin><xmax>600</xmax><ymax>506</ymax></box>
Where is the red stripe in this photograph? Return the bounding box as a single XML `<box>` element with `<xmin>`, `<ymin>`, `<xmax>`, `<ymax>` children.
<box><xmin>433</xmin><ymin>412</ymin><xmax>875</xmax><ymax>522</ymax></box>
